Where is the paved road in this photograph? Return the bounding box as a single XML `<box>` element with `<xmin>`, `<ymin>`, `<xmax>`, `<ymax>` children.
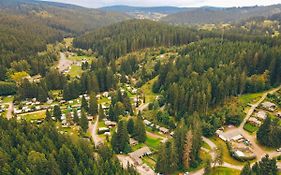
<box><xmin>58</xmin><ymin>52</ymin><xmax>73</xmax><ymax>73</ymax></box>
<box><xmin>89</xmin><ymin>115</ymin><xmax>103</xmax><ymax>147</ymax></box>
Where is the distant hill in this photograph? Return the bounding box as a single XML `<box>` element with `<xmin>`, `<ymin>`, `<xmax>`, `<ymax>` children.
<box><xmin>100</xmin><ymin>5</ymin><xmax>191</xmax><ymax>21</ymax></box>
<box><xmin>100</xmin><ymin>5</ymin><xmax>188</xmax><ymax>14</ymax></box>
<box><xmin>162</xmin><ymin>4</ymin><xmax>281</xmax><ymax>25</ymax></box>
<box><xmin>0</xmin><ymin>0</ymin><xmax>130</xmax><ymax>77</ymax></box>
<box><xmin>0</xmin><ymin>0</ymin><xmax>130</xmax><ymax>34</ymax></box>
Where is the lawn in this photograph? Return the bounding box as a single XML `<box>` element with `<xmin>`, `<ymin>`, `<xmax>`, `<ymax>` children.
<box><xmin>210</xmin><ymin>137</ymin><xmax>245</xmax><ymax>166</ymax></box>
<box><xmin>209</xmin><ymin>167</ymin><xmax>240</xmax><ymax>175</ymax></box>
<box><xmin>140</xmin><ymin>76</ymin><xmax>159</xmax><ymax>103</ymax></box>
<box><xmin>68</xmin><ymin>65</ymin><xmax>83</xmax><ymax>77</ymax></box>
<box><xmin>142</xmin><ymin>156</ymin><xmax>156</xmax><ymax>168</ymax></box>
<box><xmin>132</xmin><ymin>143</ymin><xmax>145</xmax><ymax>151</ymax></box>
<box><xmin>68</xmin><ymin>55</ymin><xmax>94</xmax><ymax>62</ymax></box>
<box><xmin>2</xmin><ymin>96</ymin><xmax>14</xmax><ymax>103</ymax></box>
<box><xmin>98</xmin><ymin>97</ymin><xmax>111</xmax><ymax>105</ymax></box>
<box><xmin>202</xmin><ymin>141</ymin><xmax>211</xmax><ymax>150</ymax></box>
<box><xmin>145</xmin><ymin>136</ymin><xmax>161</xmax><ymax>151</ymax></box>
<box><xmin>243</xmin><ymin>123</ymin><xmax>259</xmax><ymax>133</ymax></box>
<box><xmin>239</xmin><ymin>92</ymin><xmax>263</xmax><ymax>106</ymax></box>
<box><xmin>19</xmin><ymin>110</ymin><xmax>46</xmax><ymax>121</ymax></box>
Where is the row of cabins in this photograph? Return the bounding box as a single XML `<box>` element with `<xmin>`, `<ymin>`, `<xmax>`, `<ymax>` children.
<box><xmin>143</xmin><ymin>119</ymin><xmax>171</xmax><ymax>135</ymax></box>
<box><xmin>247</xmin><ymin>110</ymin><xmax>267</xmax><ymax>127</ymax></box>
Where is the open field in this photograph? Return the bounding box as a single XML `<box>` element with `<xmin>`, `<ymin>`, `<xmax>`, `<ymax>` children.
<box><xmin>140</xmin><ymin>76</ymin><xmax>159</xmax><ymax>103</ymax></box>
<box><xmin>19</xmin><ymin>110</ymin><xmax>46</xmax><ymax>121</ymax></box>
<box><xmin>2</xmin><ymin>96</ymin><xmax>14</xmax><ymax>103</ymax></box>
<box><xmin>68</xmin><ymin>65</ymin><xmax>83</xmax><ymax>77</ymax></box>
<box><xmin>239</xmin><ymin>92</ymin><xmax>263</xmax><ymax>105</ymax></box>
<box><xmin>209</xmin><ymin>167</ymin><xmax>240</xmax><ymax>175</ymax></box>
<box><xmin>243</xmin><ymin>123</ymin><xmax>259</xmax><ymax>133</ymax></box>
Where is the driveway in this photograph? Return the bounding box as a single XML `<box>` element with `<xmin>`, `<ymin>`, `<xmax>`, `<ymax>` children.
<box><xmin>89</xmin><ymin>115</ymin><xmax>103</xmax><ymax>147</ymax></box>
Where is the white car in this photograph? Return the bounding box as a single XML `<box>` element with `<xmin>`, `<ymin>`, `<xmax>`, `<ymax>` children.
<box><xmin>184</xmin><ymin>172</ymin><xmax>189</xmax><ymax>175</ymax></box>
<box><xmin>277</xmin><ymin>148</ymin><xmax>281</xmax><ymax>152</ymax></box>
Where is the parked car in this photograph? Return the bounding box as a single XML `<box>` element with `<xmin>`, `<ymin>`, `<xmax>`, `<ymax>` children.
<box><xmin>276</xmin><ymin>148</ymin><xmax>281</xmax><ymax>152</ymax></box>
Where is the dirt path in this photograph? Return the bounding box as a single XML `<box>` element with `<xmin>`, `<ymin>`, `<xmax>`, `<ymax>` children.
<box><xmin>6</xmin><ymin>102</ymin><xmax>14</xmax><ymax>120</ymax></box>
<box><xmin>137</xmin><ymin>103</ymin><xmax>149</xmax><ymax>112</ymax></box>
<box><xmin>58</xmin><ymin>52</ymin><xmax>73</xmax><ymax>73</ymax></box>
<box><xmin>89</xmin><ymin>115</ymin><xmax>103</xmax><ymax>147</ymax></box>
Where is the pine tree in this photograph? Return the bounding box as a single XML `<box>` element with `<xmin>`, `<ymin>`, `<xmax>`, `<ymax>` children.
<box><xmin>240</xmin><ymin>162</ymin><xmax>252</xmax><ymax>175</ymax></box>
<box><xmin>183</xmin><ymin>130</ymin><xmax>193</xmax><ymax>169</ymax></box>
<box><xmin>73</xmin><ymin>109</ymin><xmax>79</xmax><ymax>124</ymax></box>
<box><xmin>81</xmin><ymin>96</ymin><xmax>89</xmax><ymax>112</ymax></box>
<box><xmin>45</xmin><ymin>109</ymin><xmax>52</xmax><ymax>121</ymax></box>
<box><xmin>98</xmin><ymin>105</ymin><xmax>106</xmax><ymax>120</ymax></box>
<box><xmin>134</xmin><ymin>114</ymin><xmax>146</xmax><ymax>143</ymax></box>
<box><xmin>111</xmin><ymin>120</ymin><xmax>130</xmax><ymax>153</ymax></box>
<box><xmin>79</xmin><ymin>109</ymin><xmax>88</xmax><ymax>133</ymax></box>
<box><xmin>127</xmin><ymin>118</ymin><xmax>135</xmax><ymax>135</ymax></box>
<box><xmin>53</xmin><ymin>105</ymin><xmax>62</xmax><ymax>121</ymax></box>
<box><xmin>257</xmin><ymin>117</ymin><xmax>271</xmax><ymax>146</ymax></box>
<box><xmin>88</xmin><ymin>92</ymin><xmax>98</xmax><ymax>116</ymax></box>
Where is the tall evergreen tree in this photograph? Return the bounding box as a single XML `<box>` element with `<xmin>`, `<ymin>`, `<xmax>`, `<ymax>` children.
<box><xmin>81</xmin><ymin>96</ymin><xmax>89</xmax><ymax>112</ymax></box>
<box><xmin>53</xmin><ymin>105</ymin><xmax>62</xmax><ymax>121</ymax></box>
<box><xmin>88</xmin><ymin>92</ymin><xmax>98</xmax><ymax>116</ymax></box>
<box><xmin>79</xmin><ymin>109</ymin><xmax>88</xmax><ymax>133</ymax></box>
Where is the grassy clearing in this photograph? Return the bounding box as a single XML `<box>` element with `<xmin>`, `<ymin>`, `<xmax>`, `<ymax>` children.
<box><xmin>68</xmin><ymin>65</ymin><xmax>83</xmax><ymax>77</ymax></box>
<box><xmin>19</xmin><ymin>110</ymin><xmax>46</xmax><ymax>121</ymax></box>
<box><xmin>210</xmin><ymin>137</ymin><xmax>245</xmax><ymax>166</ymax></box>
<box><xmin>2</xmin><ymin>96</ymin><xmax>14</xmax><ymax>103</ymax></box>
<box><xmin>202</xmin><ymin>141</ymin><xmax>211</xmax><ymax>150</ymax></box>
<box><xmin>239</xmin><ymin>92</ymin><xmax>263</xmax><ymax>105</ymax></box>
<box><xmin>145</xmin><ymin>136</ymin><xmax>161</xmax><ymax>151</ymax></box>
<box><xmin>132</xmin><ymin>143</ymin><xmax>145</xmax><ymax>151</ymax></box>
<box><xmin>68</xmin><ymin>55</ymin><xmax>93</xmax><ymax>62</ymax></box>
<box><xmin>243</xmin><ymin>123</ymin><xmax>259</xmax><ymax>133</ymax></box>
<box><xmin>140</xmin><ymin>76</ymin><xmax>159</xmax><ymax>103</ymax></box>
<box><xmin>209</xmin><ymin>167</ymin><xmax>240</xmax><ymax>175</ymax></box>
<box><xmin>98</xmin><ymin>97</ymin><xmax>111</xmax><ymax>105</ymax></box>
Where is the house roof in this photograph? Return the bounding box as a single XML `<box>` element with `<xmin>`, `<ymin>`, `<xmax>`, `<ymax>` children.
<box><xmin>129</xmin><ymin>146</ymin><xmax>152</xmax><ymax>160</ymax></box>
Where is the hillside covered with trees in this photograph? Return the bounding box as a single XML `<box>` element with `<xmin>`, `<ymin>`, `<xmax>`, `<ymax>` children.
<box><xmin>73</xmin><ymin>20</ymin><xmax>199</xmax><ymax>61</ymax></box>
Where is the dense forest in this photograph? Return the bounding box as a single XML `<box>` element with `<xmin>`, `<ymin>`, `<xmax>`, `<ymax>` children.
<box><xmin>152</xmin><ymin>39</ymin><xmax>281</xmax><ymax>117</ymax></box>
<box><xmin>73</xmin><ymin>20</ymin><xmax>199</xmax><ymax>61</ymax></box>
<box><xmin>0</xmin><ymin>117</ymin><xmax>137</xmax><ymax>175</ymax></box>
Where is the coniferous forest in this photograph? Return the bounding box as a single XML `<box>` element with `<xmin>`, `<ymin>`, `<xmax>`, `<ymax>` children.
<box><xmin>1</xmin><ymin>0</ymin><xmax>281</xmax><ymax>175</ymax></box>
